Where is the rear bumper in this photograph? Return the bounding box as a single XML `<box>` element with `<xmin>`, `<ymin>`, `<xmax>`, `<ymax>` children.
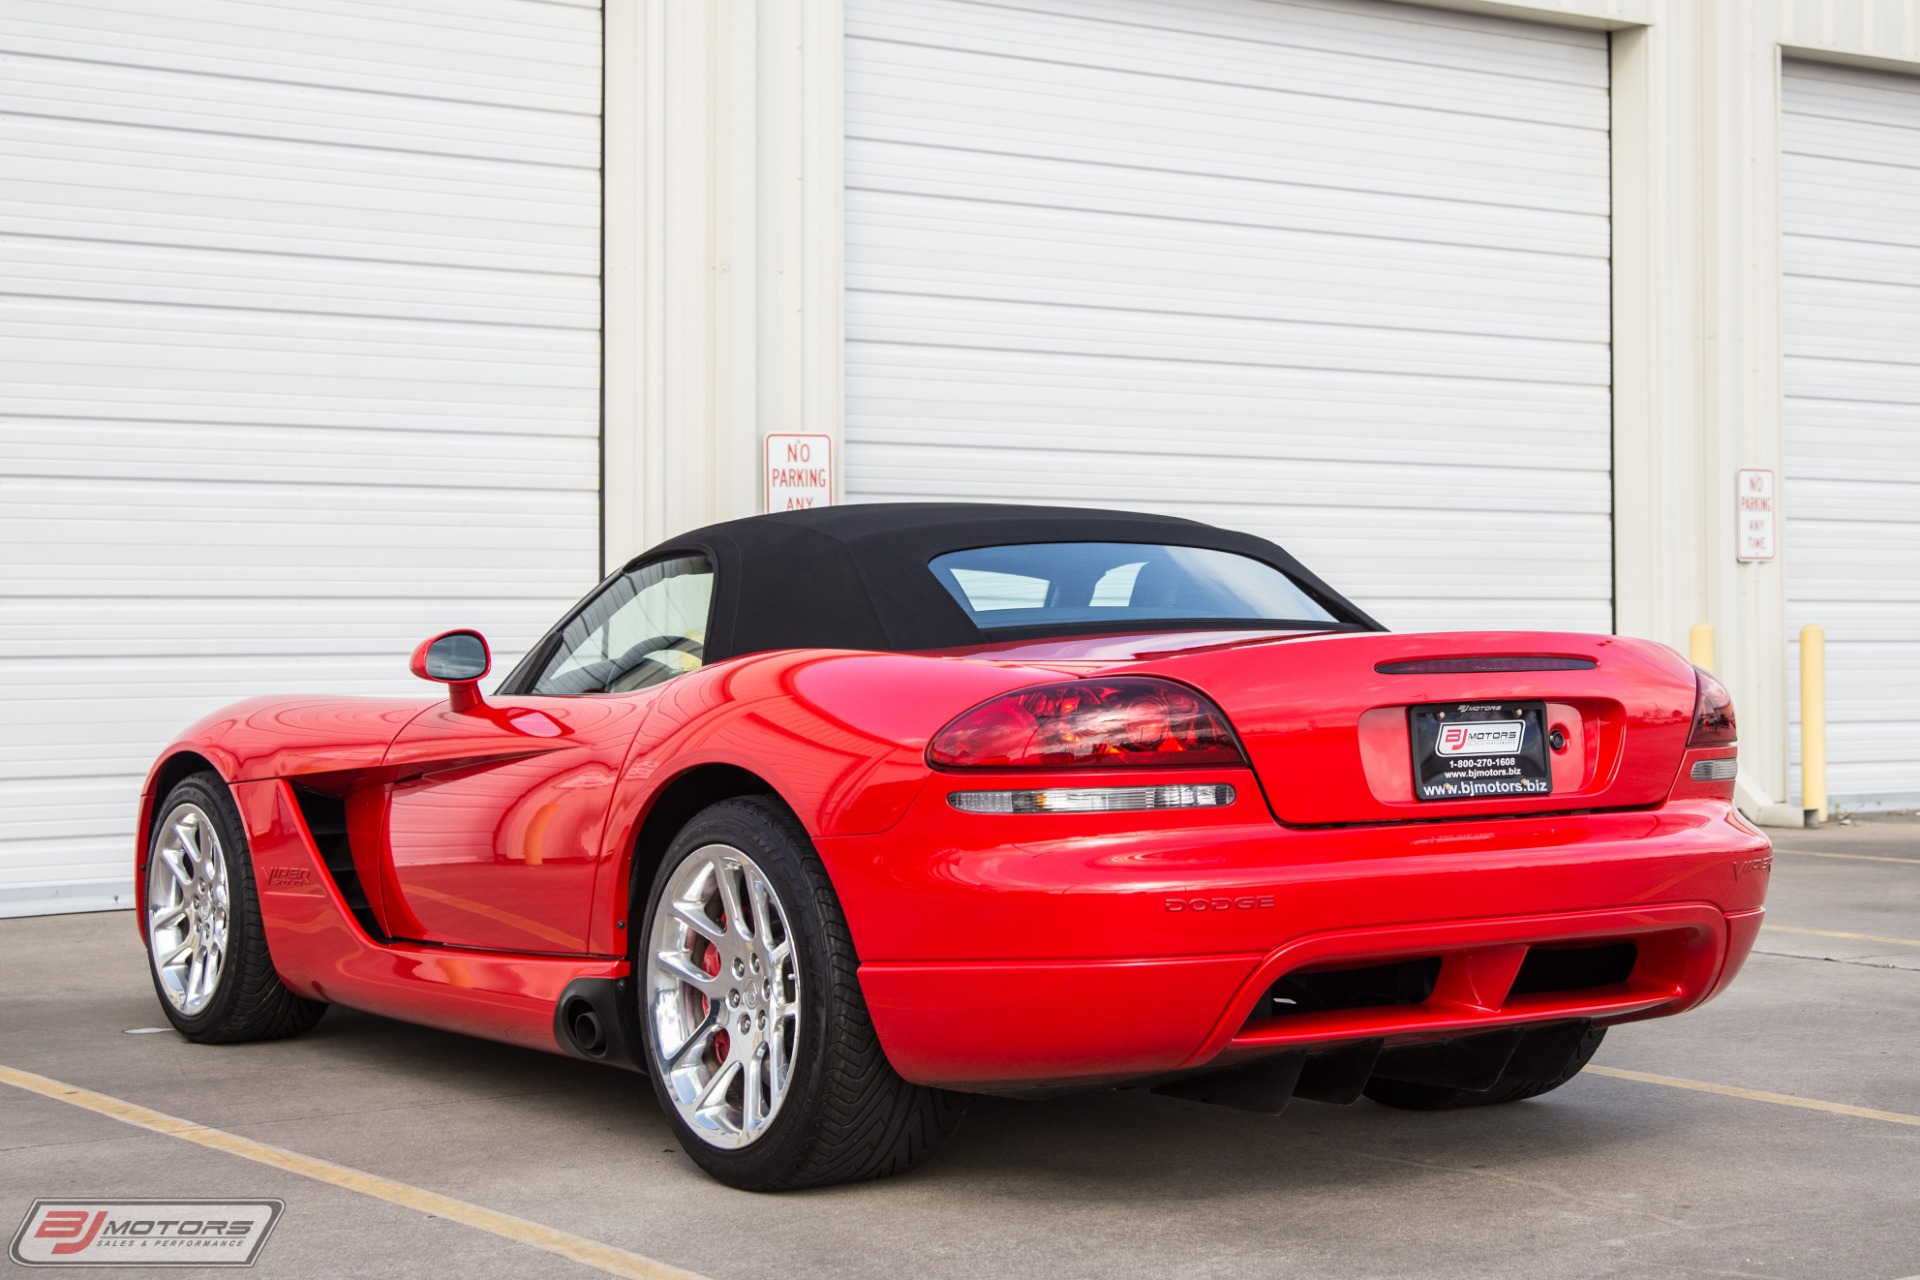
<box><xmin>860</xmin><ymin>903</ymin><xmax>1763</xmax><ymax>1089</ymax></box>
<box><xmin>827</xmin><ymin>793</ymin><xmax>1770</xmax><ymax>1090</ymax></box>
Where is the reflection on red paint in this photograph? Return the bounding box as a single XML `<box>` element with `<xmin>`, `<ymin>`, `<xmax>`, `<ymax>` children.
<box><xmin>140</xmin><ymin>628</ymin><xmax>1766</xmax><ymax>1091</ymax></box>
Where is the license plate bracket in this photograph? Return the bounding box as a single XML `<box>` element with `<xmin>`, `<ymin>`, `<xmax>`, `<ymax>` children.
<box><xmin>1409</xmin><ymin>701</ymin><xmax>1552</xmax><ymax>801</ymax></box>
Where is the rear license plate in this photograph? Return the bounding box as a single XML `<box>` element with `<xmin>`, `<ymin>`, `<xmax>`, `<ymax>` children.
<box><xmin>1410</xmin><ymin>701</ymin><xmax>1552</xmax><ymax>801</ymax></box>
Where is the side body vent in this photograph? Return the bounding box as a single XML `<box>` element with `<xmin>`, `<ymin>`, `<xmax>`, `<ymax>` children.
<box><xmin>289</xmin><ymin>784</ymin><xmax>386</xmax><ymax>941</ymax></box>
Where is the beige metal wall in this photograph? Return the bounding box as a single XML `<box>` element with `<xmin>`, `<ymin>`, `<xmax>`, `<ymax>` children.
<box><xmin>598</xmin><ymin>0</ymin><xmax>1920</xmax><ymax>822</ymax></box>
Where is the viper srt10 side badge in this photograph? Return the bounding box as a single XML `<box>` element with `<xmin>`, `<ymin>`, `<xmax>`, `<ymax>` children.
<box><xmin>1436</xmin><ymin>721</ymin><xmax>1527</xmax><ymax>757</ymax></box>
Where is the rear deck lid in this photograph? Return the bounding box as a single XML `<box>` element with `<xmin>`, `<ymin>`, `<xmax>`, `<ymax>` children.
<box><xmin>1123</xmin><ymin>632</ymin><xmax>1698</xmax><ymax>825</ymax></box>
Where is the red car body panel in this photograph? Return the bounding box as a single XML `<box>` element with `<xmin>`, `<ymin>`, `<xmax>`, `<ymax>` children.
<box><xmin>164</xmin><ymin>695</ymin><xmax>432</xmax><ymax>783</ymax></box>
<box><xmin>384</xmin><ymin>697</ymin><xmax>655</xmax><ymax>953</ymax></box>
<box><xmin>229</xmin><ymin>776</ymin><xmax>621</xmax><ymax>1053</ymax></box>
<box><xmin>139</xmin><ymin>624</ymin><xmax>1770</xmax><ymax>1091</ymax></box>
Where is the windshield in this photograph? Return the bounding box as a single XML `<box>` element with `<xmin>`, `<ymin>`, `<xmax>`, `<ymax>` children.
<box><xmin>929</xmin><ymin>542</ymin><xmax>1337</xmax><ymax>631</ymax></box>
<box><xmin>529</xmin><ymin>555</ymin><xmax>713</xmax><ymax>694</ymax></box>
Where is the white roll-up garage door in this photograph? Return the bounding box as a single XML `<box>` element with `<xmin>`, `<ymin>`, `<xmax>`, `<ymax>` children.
<box><xmin>1783</xmin><ymin>60</ymin><xmax>1920</xmax><ymax>810</ymax></box>
<box><xmin>0</xmin><ymin>0</ymin><xmax>604</xmax><ymax>915</ymax></box>
<box><xmin>844</xmin><ymin>0</ymin><xmax>1612</xmax><ymax>633</ymax></box>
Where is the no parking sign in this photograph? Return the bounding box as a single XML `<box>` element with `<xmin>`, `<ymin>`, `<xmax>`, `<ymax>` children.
<box><xmin>764</xmin><ymin>434</ymin><xmax>833</xmax><ymax>513</ymax></box>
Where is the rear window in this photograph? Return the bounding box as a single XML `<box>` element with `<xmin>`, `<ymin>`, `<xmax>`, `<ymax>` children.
<box><xmin>930</xmin><ymin>542</ymin><xmax>1338</xmax><ymax>631</ymax></box>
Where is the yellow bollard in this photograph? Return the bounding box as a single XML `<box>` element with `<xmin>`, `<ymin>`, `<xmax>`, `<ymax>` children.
<box><xmin>1800</xmin><ymin>623</ymin><xmax>1827</xmax><ymax>823</ymax></box>
<box><xmin>1688</xmin><ymin>623</ymin><xmax>1714</xmax><ymax>673</ymax></box>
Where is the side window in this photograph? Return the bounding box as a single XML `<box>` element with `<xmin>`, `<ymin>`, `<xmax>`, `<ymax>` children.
<box><xmin>530</xmin><ymin>555</ymin><xmax>714</xmax><ymax>695</ymax></box>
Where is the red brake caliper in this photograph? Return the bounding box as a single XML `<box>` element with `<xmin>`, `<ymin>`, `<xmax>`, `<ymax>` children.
<box><xmin>702</xmin><ymin>919</ymin><xmax>730</xmax><ymax>1064</ymax></box>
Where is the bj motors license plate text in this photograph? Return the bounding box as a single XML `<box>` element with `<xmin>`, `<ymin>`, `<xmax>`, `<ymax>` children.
<box><xmin>1409</xmin><ymin>701</ymin><xmax>1552</xmax><ymax>801</ymax></box>
<box><xmin>10</xmin><ymin>1200</ymin><xmax>282</xmax><ymax>1267</ymax></box>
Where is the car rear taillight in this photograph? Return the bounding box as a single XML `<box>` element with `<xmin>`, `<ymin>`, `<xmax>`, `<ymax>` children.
<box><xmin>1688</xmin><ymin>668</ymin><xmax>1737</xmax><ymax>746</ymax></box>
<box><xmin>928</xmin><ymin>678</ymin><xmax>1245</xmax><ymax>769</ymax></box>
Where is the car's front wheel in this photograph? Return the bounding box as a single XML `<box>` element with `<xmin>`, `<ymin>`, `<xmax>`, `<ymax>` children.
<box><xmin>143</xmin><ymin>771</ymin><xmax>328</xmax><ymax>1043</ymax></box>
<box><xmin>638</xmin><ymin>796</ymin><xmax>965</xmax><ymax>1190</ymax></box>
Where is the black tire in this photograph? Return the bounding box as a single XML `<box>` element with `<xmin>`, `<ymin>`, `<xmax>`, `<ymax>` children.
<box><xmin>144</xmin><ymin>772</ymin><xmax>328</xmax><ymax>1044</ymax></box>
<box><xmin>637</xmin><ymin>796</ymin><xmax>966</xmax><ymax>1190</ymax></box>
<box><xmin>1363</xmin><ymin>1025</ymin><xmax>1606</xmax><ymax>1111</ymax></box>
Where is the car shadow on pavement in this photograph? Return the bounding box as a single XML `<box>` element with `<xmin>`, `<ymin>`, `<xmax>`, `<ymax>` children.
<box><xmin>289</xmin><ymin>1007</ymin><xmax>1651</xmax><ymax>1208</ymax></box>
<box><xmin>913</xmin><ymin>1087</ymin><xmax>1653</xmax><ymax>1208</ymax></box>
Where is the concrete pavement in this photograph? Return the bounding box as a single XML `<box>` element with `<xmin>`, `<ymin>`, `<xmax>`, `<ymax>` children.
<box><xmin>3</xmin><ymin>817</ymin><xmax>1917</xmax><ymax>1279</ymax></box>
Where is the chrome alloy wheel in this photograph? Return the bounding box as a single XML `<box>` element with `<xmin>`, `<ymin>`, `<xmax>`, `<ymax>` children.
<box><xmin>647</xmin><ymin>843</ymin><xmax>801</xmax><ymax>1149</ymax></box>
<box><xmin>146</xmin><ymin>802</ymin><xmax>231</xmax><ymax>1016</ymax></box>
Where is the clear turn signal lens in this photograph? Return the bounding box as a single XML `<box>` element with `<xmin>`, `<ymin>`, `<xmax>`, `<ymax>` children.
<box><xmin>946</xmin><ymin>784</ymin><xmax>1237</xmax><ymax>815</ymax></box>
<box><xmin>1690</xmin><ymin>757</ymin><xmax>1738</xmax><ymax>782</ymax></box>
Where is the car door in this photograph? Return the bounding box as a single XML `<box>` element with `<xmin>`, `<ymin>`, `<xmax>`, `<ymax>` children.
<box><xmin>381</xmin><ymin>555</ymin><xmax>715</xmax><ymax>953</ymax></box>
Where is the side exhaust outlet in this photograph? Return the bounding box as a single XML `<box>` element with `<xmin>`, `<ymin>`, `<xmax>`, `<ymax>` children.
<box><xmin>570</xmin><ymin>1007</ymin><xmax>607</xmax><ymax>1057</ymax></box>
<box><xmin>552</xmin><ymin>977</ymin><xmax>646</xmax><ymax>1072</ymax></box>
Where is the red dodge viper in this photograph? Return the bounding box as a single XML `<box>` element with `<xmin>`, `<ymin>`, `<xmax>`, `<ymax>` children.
<box><xmin>137</xmin><ymin>504</ymin><xmax>1769</xmax><ymax>1189</ymax></box>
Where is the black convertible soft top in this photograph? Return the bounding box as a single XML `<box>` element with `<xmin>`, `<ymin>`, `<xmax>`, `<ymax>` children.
<box><xmin>616</xmin><ymin>503</ymin><xmax>1379</xmax><ymax>664</ymax></box>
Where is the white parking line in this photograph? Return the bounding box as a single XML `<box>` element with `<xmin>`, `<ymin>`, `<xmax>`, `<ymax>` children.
<box><xmin>0</xmin><ymin>1064</ymin><xmax>710</xmax><ymax>1280</ymax></box>
<box><xmin>1764</xmin><ymin>924</ymin><xmax>1920</xmax><ymax>948</ymax></box>
<box><xmin>1770</xmin><ymin>848</ymin><xmax>1920</xmax><ymax>867</ymax></box>
<box><xmin>1587</xmin><ymin>1066</ymin><xmax>1920</xmax><ymax>1128</ymax></box>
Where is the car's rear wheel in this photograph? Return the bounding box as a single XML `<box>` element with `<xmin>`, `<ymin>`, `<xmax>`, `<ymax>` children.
<box><xmin>1362</xmin><ymin>1025</ymin><xmax>1607</xmax><ymax>1111</ymax></box>
<box><xmin>144</xmin><ymin>772</ymin><xmax>328</xmax><ymax>1043</ymax></box>
<box><xmin>638</xmin><ymin>796</ymin><xmax>965</xmax><ymax>1190</ymax></box>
